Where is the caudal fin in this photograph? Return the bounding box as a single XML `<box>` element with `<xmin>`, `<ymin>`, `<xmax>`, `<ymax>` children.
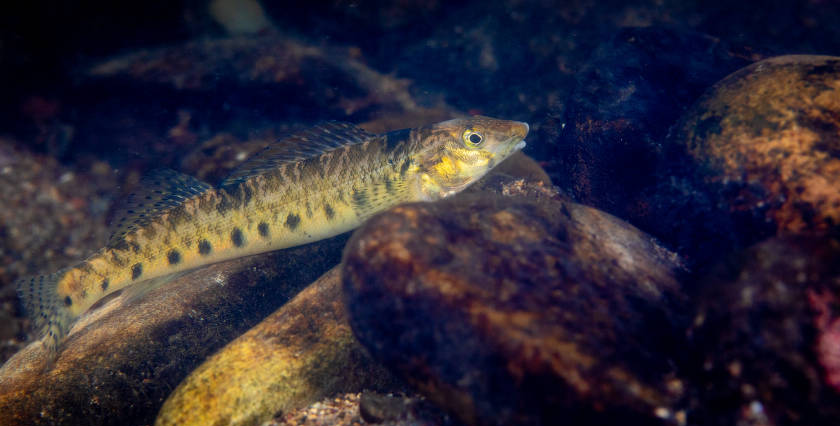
<box><xmin>16</xmin><ymin>270</ymin><xmax>76</xmax><ymax>352</ymax></box>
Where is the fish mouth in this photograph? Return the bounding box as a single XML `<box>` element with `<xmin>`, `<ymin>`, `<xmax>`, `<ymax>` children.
<box><xmin>498</xmin><ymin>136</ymin><xmax>527</xmax><ymax>158</ymax></box>
<box><xmin>488</xmin><ymin>136</ymin><xmax>526</xmax><ymax>163</ymax></box>
<box><xmin>507</xmin><ymin>121</ymin><xmax>529</xmax><ymax>154</ymax></box>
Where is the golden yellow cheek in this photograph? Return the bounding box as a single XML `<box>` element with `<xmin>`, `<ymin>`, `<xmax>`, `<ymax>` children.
<box><xmin>433</xmin><ymin>156</ymin><xmax>459</xmax><ymax>179</ymax></box>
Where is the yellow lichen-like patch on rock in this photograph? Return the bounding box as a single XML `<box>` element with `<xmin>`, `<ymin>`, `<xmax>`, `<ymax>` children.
<box><xmin>678</xmin><ymin>55</ymin><xmax>840</xmax><ymax>233</ymax></box>
<box><xmin>155</xmin><ymin>267</ymin><xmax>397</xmax><ymax>426</ymax></box>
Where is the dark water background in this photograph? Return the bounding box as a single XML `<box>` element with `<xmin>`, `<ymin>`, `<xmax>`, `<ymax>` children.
<box><xmin>0</xmin><ymin>2</ymin><xmax>840</xmax><ymax>424</ymax></box>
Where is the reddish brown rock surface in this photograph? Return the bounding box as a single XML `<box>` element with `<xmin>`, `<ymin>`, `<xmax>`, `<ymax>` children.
<box><xmin>342</xmin><ymin>179</ymin><xmax>689</xmax><ymax>426</ymax></box>
<box><xmin>682</xmin><ymin>55</ymin><xmax>840</xmax><ymax>232</ymax></box>
<box><xmin>647</xmin><ymin>55</ymin><xmax>840</xmax><ymax>265</ymax></box>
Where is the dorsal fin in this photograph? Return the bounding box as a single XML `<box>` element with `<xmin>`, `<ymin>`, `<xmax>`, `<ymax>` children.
<box><xmin>220</xmin><ymin>121</ymin><xmax>375</xmax><ymax>188</ymax></box>
<box><xmin>108</xmin><ymin>169</ymin><xmax>212</xmax><ymax>245</ymax></box>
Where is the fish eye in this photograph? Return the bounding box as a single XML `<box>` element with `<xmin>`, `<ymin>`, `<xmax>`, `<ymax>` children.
<box><xmin>463</xmin><ymin>129</ymin><xmax>484</xmax><ymax>147</ymax></box>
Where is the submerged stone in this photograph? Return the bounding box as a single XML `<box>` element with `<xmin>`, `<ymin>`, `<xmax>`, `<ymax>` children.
<box><xmin>687</xmin><ymin>236</ymin><xmax>840</xmax><ymax>425</ymax></box>
<box><xmin>342</xmin><ymin>178</ymin><xmax>689</xmax><ymax>426</ymax></box>
<box><xmin>155</xmin><ymin>267</ymin><xmax>400</xmax><ymax>426</ymax></box>
<box><xmin>649</xmin><ymin>55</ymin><xmax>840</xmax><ymax>265</ymax></box>
<box><xmin>0</xmin><ymin>235</ymin><xmax>347</xmax><ymax>426</ymax></box>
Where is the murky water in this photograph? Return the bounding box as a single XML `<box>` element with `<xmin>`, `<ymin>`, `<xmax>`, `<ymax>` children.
<box><xmin>1</xmin><ymin>1</ymin><xmax>839</xmax><ymax>425</ymax></box>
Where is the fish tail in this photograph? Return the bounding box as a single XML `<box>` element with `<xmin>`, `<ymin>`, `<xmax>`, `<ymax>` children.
<box><xmin>16</xmin><ymin>269</ymin><xmax>76</xmax><ymax>352</ymax></box>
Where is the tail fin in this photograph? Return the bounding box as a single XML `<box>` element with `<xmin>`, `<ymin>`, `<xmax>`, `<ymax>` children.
<box><xmin>16</xmin><ymin>270</ymin><xmax>76</xmax><ymax>352</ymax></box>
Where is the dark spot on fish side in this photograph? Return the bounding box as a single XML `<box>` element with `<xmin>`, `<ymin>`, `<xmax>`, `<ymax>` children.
<box><xmin>324</xmin><ymin>204</ymin><xmax>335</xmax><ymax>220</ymax></box>
<box><xmin>216</xmin><ymin>195</ymin><xmax>236</xmax><ymax>215</ymax></box>
<box><xmin>353</xmin><ymin>189</ymin><xmax>368</xmax><ymax>207</ymax></box>
<box><xmin>399</xmin><ymin>159</ymin><xmax>411</xmax><ymax>178</ymax></box>
<box><xmin>112</xmin><ymin>239</ymin><xmax>137</xmax><ymax>253</ymax></box>
<box><xmin>199</xmin><ymin>240</ymin><xmax>212</xmax><ymax>255</ymax></box>
<box><xmin>231</xmin><ymin>228</ymin><xmax>245</xmax><ymax>247</ymax></box>
<box><xmin>305</xmin><ymin>202</ymin><xmax>313</xmax><ymax>218</ymax></box>
<box><xmin>258</xmin><ymin>222</ymin><xmax>270</xmax><ymax>238</ymax></box>
<box><xmin>167</xmin><ymin>249</ymin><xmax>182</xmax><ymax>265</ymax></box>
<box><xmin>101</xmin><ymin>279</ymin><xmax>109</xmax><ymax>291</ymax></box>
<box><xmin>384</xmin><ymin>176</ymin><xmax>393</xmax><ymax>194</ymax></box>
<box><xmin>242</xmin><ymin>185</ymin><xmax>253</xmax><ymax>203</ymax></box>
<box><xmin>285</xmin><ymin>213</ymin><xmax>301</xmax><ymax>230</ymax></box>
<box><xmin>131</xmin><ymin>263</ymin><xmax>143</xmax><ymax>280</ymax></box>
<box><xmin>64</xmin><ymin>296</ymin><xmax>72</xmax><ymax>306</ymax></box>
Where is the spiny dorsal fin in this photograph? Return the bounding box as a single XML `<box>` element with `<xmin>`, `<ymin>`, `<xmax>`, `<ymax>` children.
<box><xmin>108</xmin><ymin>169</ymin><xmax>212</xmax><ymax>245</ymax></box>
<box><xmin>220</xmin><ymin>121</ymin><xmax>375</xmax><ymax>188</ymax></box>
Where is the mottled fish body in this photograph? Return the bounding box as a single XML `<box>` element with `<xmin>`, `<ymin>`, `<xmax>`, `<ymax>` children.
<box><xmin>17</xmin><ymin>116</ymin><xmax>529</xmax><ymax>351</ymax></box>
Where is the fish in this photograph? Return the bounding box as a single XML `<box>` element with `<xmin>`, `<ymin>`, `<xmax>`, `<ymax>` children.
<box><xmin>17</xmin><ymin>116</ymin><xmax>529</xmax><ymax>352</ymax></box>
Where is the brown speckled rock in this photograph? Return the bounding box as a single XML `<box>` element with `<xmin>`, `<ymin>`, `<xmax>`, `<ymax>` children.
<box><xmin>342</xmin><ymin>178</ymin><xmax>689</xmax><ymax>426</ymax></box>
<box><xmin>0</xmin><ymin>236</ymin><xmax>347</xmax><ymax>426</ymax></box>
<box><xmin>155</xmin><ymin>267</ymin><xmax>400</xmax><ymax>426</ymax></box>
<box><xmin>683</xmin><ymin>55</ymin><xmax>840</xmax><ymax>232</ymax></box>
<box><xmin>652</xmin><ymin>55</ymin><xmax>840</xmax><ymax>264</ymax></box>
<box><xmin>687</xmin><ymin>236</ymin><xmax>840</xmax><ymax>426</ymax></box>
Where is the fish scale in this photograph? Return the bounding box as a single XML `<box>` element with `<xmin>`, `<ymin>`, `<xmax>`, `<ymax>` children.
<box><xmin>17</xmin><ymin>116</ymin><xmax>529</xmax><ymax>352</ymax></box>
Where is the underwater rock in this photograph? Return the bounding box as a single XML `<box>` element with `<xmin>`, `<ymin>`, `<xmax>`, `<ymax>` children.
<box><xmin>687</xmin><ymin>236</ymin><xmax>840</xmax><ymax>425</ymax></box>
<box><xmin>0</xmin><ymin>235</ymin><xmax>347</xmax><ymax>426</ymax></box>
<box><xmin>86</xmin><ymin>36</ymin><xmax>449</xmax><ymax>118</ymax></box>
<box><xmin>155</xmin><ymin>266</ymin><xmax>400</xmax><ymax>426</ymax></box>
<box><xmin>548</xmin><ymin>26</ymin><xmax>760</xmax><ymax>223</ymax></box>
<box><xmin>342</xmin><ymin>178</ymin><xmax>690</xmax><ymax>426</ymax></box>
<box><xmin>648</xmin><ymin>55</ymin><xmax>840</xmax><ymax>265</ymax></box>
